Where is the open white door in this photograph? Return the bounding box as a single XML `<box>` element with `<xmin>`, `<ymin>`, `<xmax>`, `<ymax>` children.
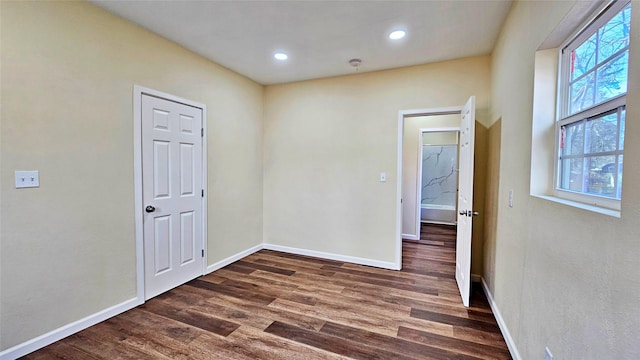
<box><xmin>142</xmin><ymin>94</ymin><xmax>204</xmax><ymax>300</ymax></box>
<box><xmin>456</xmin><ymin>96</ymin><xmax>476</xmax><ymax>307</ymax></box>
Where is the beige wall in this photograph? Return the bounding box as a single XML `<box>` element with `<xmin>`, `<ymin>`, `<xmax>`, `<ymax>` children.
<box><xmin>263</xmin><ymin>56</ymin><xmax>490</xmax><ymax>266</ymax></box>
<box><xmin>423</xmin><ymin>131</ymin><xmax>458</xmax><ymax>145</ymax></box>
<box><xmin>402</xmin><ymin>114</ymin><xmax>459</xmax><ymax>238</ymax></box>
<box><xmin>487</xmin><ymin>0</ymin><xmax>640</xmax><ymax>358</ymax></box>
<box><xmin>0</xmin><ymin>1</ymin><xmax>263</xmax><ymax>350</ymax></box>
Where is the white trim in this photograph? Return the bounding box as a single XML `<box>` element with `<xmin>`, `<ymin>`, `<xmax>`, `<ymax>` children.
<box><xmin>133</xmin><ymin>86</ymin><xmax>145</xmax><ymax>302</ymax></box>
<box><xmin>533</xmin><ymin>194</ymin><xmax>620</xmax><ymax>217</ymax></box>
<box><xmin>396</xmin><ymin>107</ymin><xmax>463</xmax><ymax>272</ymax></box>
<box><xmin>402</xmin><ymin>233</ymin><xmax>420</xmax><ymax>241</ymax></box>
<box><xmin>201</xmin><ymin>100</ymin><xmax>209</xmax><ymax>275</ymax></box>
<box><xmin>416</xmin><ymin>130</ymin><xmax>424</xmax><ymax>239</ymax></box>
<box><xmin>133</xmin><ymin>85</ymin><xmax>208</xmax><ymax>301</ymax></box>
<box><xmin>263</xmin><ymin>243</ymin><xmax>399</xmax><ymax>270</ymax></box>
<box><xmin>480</xmin><ymin>277</ymin><xmax>522</xmax><ymax>360</ymax></box>
<box><xmin>399</xmin><ymin>106</ymin><xmax>463</xmax><ymax>118</ymax></box>
<box><xmin>0</xmin><ymin>297</ymin><xmax>141</xmax><ymax>360</ymax></box>
<box><xmin>395</xmin><ymin>111</ymin><xmax>404</xmax><ymax>270</ymax></box>
<box><xmin>206</xmin><ymin>244</ymin><xmax>263</xmax><ymax>274</ymax></box>
<box><xmin>419</xmin><ymin>127</ymin><xmax>461</xmax><ymax>133</ymax></box>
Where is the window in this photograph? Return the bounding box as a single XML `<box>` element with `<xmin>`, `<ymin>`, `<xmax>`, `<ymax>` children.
<box><xmin>556</xmin><ymin>1</ymin><xmax>630</xmax><ymax>209</ymax></box>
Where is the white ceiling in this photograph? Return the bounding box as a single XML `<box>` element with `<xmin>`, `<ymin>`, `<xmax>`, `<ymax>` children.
<box><xmin>91</xmin><ymin>0</ymin><xmax>513</xmax><ymax>85</ymax></box>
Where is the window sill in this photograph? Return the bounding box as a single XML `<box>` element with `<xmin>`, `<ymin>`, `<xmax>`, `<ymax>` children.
<box><xmin>532</xmin><ymin>194</ymin><xmax>621</xmax><ymax>218</ymax></box>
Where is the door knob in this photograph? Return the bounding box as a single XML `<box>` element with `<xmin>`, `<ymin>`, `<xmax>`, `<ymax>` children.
<box><xmin>471</xmin><ymin>211</ymin><xmax>480</xmax><ymax>217</ymax></box>
<box><xmin>145</xmin><ymin>205</ymin><xmax>156</xmax><ymax>213</ymax></box>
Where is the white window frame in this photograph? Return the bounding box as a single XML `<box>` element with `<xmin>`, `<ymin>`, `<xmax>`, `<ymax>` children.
<box><xmin>553</xmin><ymin>0</ymin><xmax>630</xmax><ymax>210</ymax></box>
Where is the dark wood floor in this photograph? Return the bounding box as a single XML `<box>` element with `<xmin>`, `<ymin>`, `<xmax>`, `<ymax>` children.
<box><xmin>23</xmin><ymin>224</ymin><xmax>510</xmax><ymax>359</ymax></box>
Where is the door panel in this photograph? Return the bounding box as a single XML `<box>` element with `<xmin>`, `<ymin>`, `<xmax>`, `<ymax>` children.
<box><xmin>142</xmin><ymin>94</ymin><xmax>203</xmax><ymax>300</ymax></box>
<box><xmin>180</xmin><ymin>211</ymin><xmax>195</xmax><ymax>264</ymax></box>
<box><xmin>180</xmin><ymin>143</ymin><xmax>195</xmax><ymax>195</ymax></box>
<box><xmin>456</xmin><ymin>96</ymin><xmax>476</xmax><ymax>307</ymax></box>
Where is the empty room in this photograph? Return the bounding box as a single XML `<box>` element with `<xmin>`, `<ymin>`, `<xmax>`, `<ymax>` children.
<box><xmin>1</xmin><ymin>0</ymin><xmax>639</xmax><ymax>359</ymax></box>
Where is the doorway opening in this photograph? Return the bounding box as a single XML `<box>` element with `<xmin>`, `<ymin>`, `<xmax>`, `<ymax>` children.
<box><xmin>396</xmin><ymin>96</ymin><xmax>476</xmax><ymax>306</ymax></box>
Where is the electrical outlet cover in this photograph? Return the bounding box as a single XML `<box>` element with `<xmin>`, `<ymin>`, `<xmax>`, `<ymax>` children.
<box><xmin>15</xmin><ymin>170</ymin><xmax>40</xmax><ymax>188</ymax></box>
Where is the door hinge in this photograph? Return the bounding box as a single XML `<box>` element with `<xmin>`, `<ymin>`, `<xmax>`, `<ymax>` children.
<box><xmin>201</xmin><ymin>128</ymin><xmax>204</xmax><ymax>137</ymax></box>
<box><xmin>201</xmin><ymin>249</ymin><xmax>204</xmax><ymax>257</ymax></box>
<box><xmin>201</xmin><ymin>189</ymin><xmax>204</xmax><ymax>197</ymax></box>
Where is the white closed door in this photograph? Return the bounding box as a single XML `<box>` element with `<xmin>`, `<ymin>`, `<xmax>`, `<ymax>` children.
<box><xmin>142</xmin><ymin>94</ymin><xmax>204</xmax><ymax>300</ymax></box>
<box><xmin>456</xmin><ymin>96</ymin><xmax>476</xmax><ymax>307</ymax></box>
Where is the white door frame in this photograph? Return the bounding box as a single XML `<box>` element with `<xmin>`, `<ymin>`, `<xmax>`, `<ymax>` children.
<box><xmin>416</xmin><ymin>127</ymin><xmax>460</xmax><ymax>231</ymax></box>
<box><xmin>396</xmin><ymin>107</ymin><xmax>462</xmax><ymax>270</ymax></box>
<box><xmin>133</xmin><ymin>85</ymin><xmax>208</xmax><ymax>302</ymax></box>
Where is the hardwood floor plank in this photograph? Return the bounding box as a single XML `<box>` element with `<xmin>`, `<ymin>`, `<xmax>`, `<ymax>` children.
<box><xmin>320</xmin><ymin>264</ymin><xmax>417</xmax><ymax>284</ymax></box>
<box><xmin>234</xmin><ymin>259</ymin><xmax>296</xmax><ymax>276</ymax></box>
<box><xmin>269</xmin><ymin>298</ymin><xmax>400</xmax><ymax>337</ymax></box>
<box><xmin>226</xmin><ymin>325</ymin><xmax>352</xmax><ymax>360</ymax></box>
<box><xmin>171</xmin><ymin>283</ymin><xmax>328</xmax><ymax>332</ymax></box>
<box><xmin>331</xmin><ymin>272</ymin><xmax>440</xmax><ymax>296</ymax></box>
<box><xmin>397</xmin><ymin>326</ymin><xmax>511</xmax><ymax>360</ymax></box>
<box><xmin>251</xmin><ymin>268</ymin><xmax>346</xmax><ymax>293</ymax></box>
<box><xmin>142</xmin><ymin>298</ymin><xmax>240</xmax><ymax>336</ymax></box>
<box><xmin>320</xmin><ymin>321</ymin><xmax>484</xmax><ymax>360</ymax></box>
<box><xmin>410</xmin><ymin>308</ymin><xmax>502</xmax><ymax>334</ymax></box>
<box><xmin>221</xmin><ymin>262</ymin><xmax>257</xmax><ymax>274</ymax></box>
<box><xmin>185</xmin><ymin>278</ymin><xmax>276</xmax><ymax>305</ymax></box>
<box><xmin>265</xmin><ymin>321</ymin><xmax>412</xmax><ymax>360</ymax></box>
<box><xmin>116</xmin><ymin>309</ymin><xmax>202</xmax><ymax>344</ymax></box>
<box><xmin>261</xmin><ymin>249</ymin><xmax>345</xmax><ymax>267</ymax></box>
<box><xmin>21</xmin><ymin>342</ymin><xmax>101</xmax><ymax>360</ymax></box>
<box><xmin>61</xmin><ymin>326</ymin><xmax>161</xmax><ymax>360</ymax></box>
<box><xmin>452</xmin><ymin>326</ymin><xmax>514</xmax><ymax>348</ymax></box>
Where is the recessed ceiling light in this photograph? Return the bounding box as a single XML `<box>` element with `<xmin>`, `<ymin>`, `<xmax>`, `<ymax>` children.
<box><xmin>389</xmin><ymin>30</ymin><xmax>406</xmax><ymax>40</ymax></box>
<box><xmin>274</xmin><ymin>52</ymin><xmax>288</xmax><ymax>60</ymax></box>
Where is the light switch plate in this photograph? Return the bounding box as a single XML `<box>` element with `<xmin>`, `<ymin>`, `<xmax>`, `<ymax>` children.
<box><xmin>15</xmin><ymin>171</ymin><xmax>40</xmax><ymax>188</ymax></box>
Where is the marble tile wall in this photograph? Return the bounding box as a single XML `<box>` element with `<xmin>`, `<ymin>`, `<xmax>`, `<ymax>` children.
<box><xmin>421</xmin><ymin>145</ymin><xmax>458</xmax><ymax>207</ymax></box>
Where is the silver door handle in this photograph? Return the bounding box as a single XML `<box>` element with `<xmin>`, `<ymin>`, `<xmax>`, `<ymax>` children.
<box><xmin>471</xmin><ymin>211</ymin><xmax>479</xmax><ymax>217</ymax></box>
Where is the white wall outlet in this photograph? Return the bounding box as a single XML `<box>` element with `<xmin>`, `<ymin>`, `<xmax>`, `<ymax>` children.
<box><xmin>379</xmin><ymin>172</ymin><xmax>387</xmax><ymax>182</ymax></box>
<box><xmin>15</xmin><ymin>170</ymin><xmax>40</xmax><ymax>188</ymax></box>
<box><xmin>509</xmin><ymin>190</ymin><xmax>514</xmax><ymax>208</ymax></box>
<box><xmin>544</xmin><ymin>347</ymin><xmax>554</xmax><ymax>360</ymax></box>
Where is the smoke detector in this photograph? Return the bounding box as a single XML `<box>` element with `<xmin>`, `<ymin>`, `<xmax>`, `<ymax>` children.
<box><xmin>349</xmin><ymin>58</ymin><xmax>362</xmax><ymax>68</ymax></box>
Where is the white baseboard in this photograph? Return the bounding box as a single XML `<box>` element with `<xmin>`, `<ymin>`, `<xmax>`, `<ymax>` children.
<box><xmin>206</xmin><ymin>244</ymin><xmax>263</xmax><ymax>274</ymax></box>
<box><xmin>401</xmin><ymin>233</ymin><xmax>420</xmax><ymax>241</ymax></box>
<box><xmin>480</xmin><ymin>277</ymin><xmax>522</xmax><ymax>360</ymax></box>
<box><xmin>471</xmin><ymin>273</ymin><xmax>482</xmax><ymax>283</ymax></box>
<box><xmin>263</xmin><ymin>243</ymin><xmax>399</xmax><ymax>270</ymax></box>
<box><xmin>0</xmin><ymin>297</ymin><xmax>141</xmax><ymax>360</ymax></box>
